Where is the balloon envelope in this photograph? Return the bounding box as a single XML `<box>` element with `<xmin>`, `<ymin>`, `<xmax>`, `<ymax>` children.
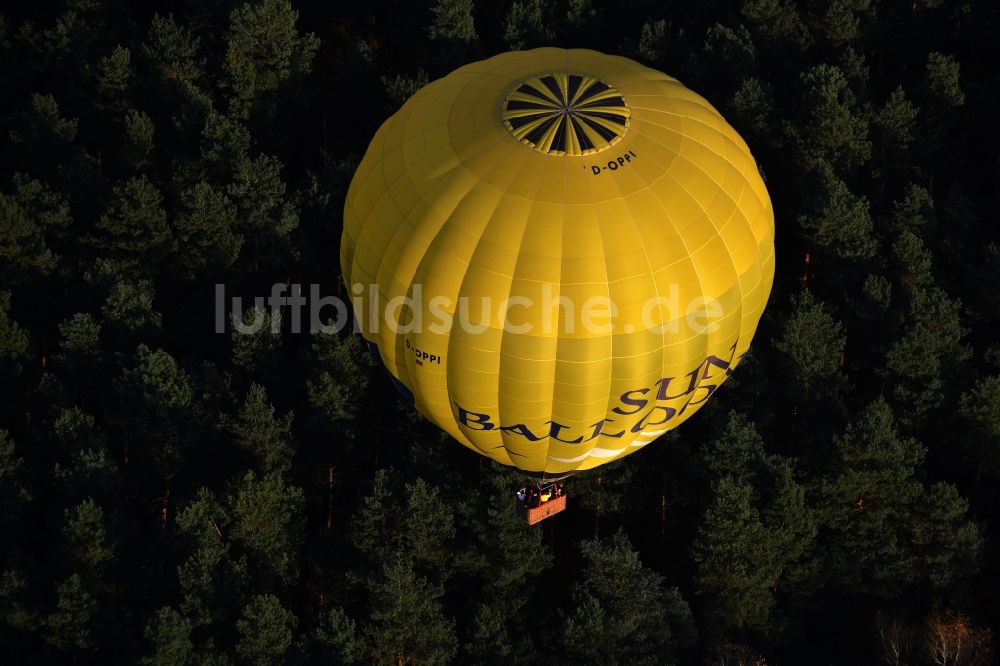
<box><xmin>342</xmin><ymin>48</ymin><xmax>774</xmax><ymax>476</ymax></box>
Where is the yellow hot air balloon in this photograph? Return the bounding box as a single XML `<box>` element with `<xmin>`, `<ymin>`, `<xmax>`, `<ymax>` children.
<box><xmin>342</xmin><ymin>48</ymin><xmax>774</xmax><ymax>479</ymax></box>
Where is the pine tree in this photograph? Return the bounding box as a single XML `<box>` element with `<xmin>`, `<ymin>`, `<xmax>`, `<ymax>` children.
<box><xmin>175</xmin><ymin>488</ymin><xmax>248</xmax><ymax>627</ymax></box>
<box><xmin>381</xmin><ymin>70</ymin><xmax>430</xmax><ymax>109</ymax></box>
<box><xmin>352</xmin><ymin>471</ymin><xmax>455</xmax><ymax>580</ymax></box>
<box><xmin>95</xmin><ymin>45</ymin><xmax>133</xmax><ymax>98</ymax></box>
<box><xmin>0</xmin><ymin>429</ymin><xmax>35</xmax><ymax>600</ymax></box>
<box><xmin>464</xmin><ymin>603</ymin><xmax>514</xmax><ymax>664</ymax></box>
<box><xmin>729</xmin><ymin>77</ymin><xmax>775</xmax><ymax>141</ymax></box>
<box><xmin>453</xmin><ymin>468</ymin><xmax>549</xmax><ymax>661</ymax></box>
<box><xmin>228</xmin><ymin>153</ymin><xmax>299</xmax><ymax>268</ymax></box>
<box><xmin>0</xmin><ymin>430</ymin><xmax>31</xmax><ymax>523</ymax></box>
<box><xmin>9</xmin><ymin>174</ymin><xmax>72</xmax><ymax>254</ymax></box>
<box><xmin>173</xmin><ymin>182</ymin><xmax>242</xmax><ymax>279</ymax></box>
<box><xmin>701</xmin><ymin>411</ymin><xmax>766</xmax><ymax>487</ymax></box>
<box><xmin>230</xmin><ymin>384</ymin><xmax>295</xmax><ymax>475</ymax></box>
<box><xmin>101</xmin><ymin>279</ymin><xmax>163</xmax><ymax>344</ymax></box>
<box><xmin>890</xmin><ymin>230</ymin><xmax>934</xmax><ymax>291</ymax></box>
<box><xmin>122</xmin><ymin>109</ymin><xmax>155</xmax><ymax>168</ymax></box>
<box><xmin>364</xmin><ymin>558</ymin><xmax>457</xmax><ymax>666</ymax></box>
<box><xmin>741</xmin><ymin>0</ymin><xmax>811</xmax><ymax>49</ymax></box>
<box><xmin>773</xmin><ymin>290</ymin><xmax>847</xmax><ymax>395</ymax></box>
<box><xmin>0</xmin><ymin>291</ymin><xmax>29</xmax><ymax>376</ymax></box>
<box><xmin>0</xmin><ymin>190</ymin><xmax>58</xmax><ymax>285</ymax></box>
<box><xmin>891</xmin><ymin>184</ymin><xmax>936</xmax><ymax>236</ymax></box>
<box><xmin>229</xmin><ymin>471</ymin><xmax>305</xmax><ymax>586</ymax></box>
<box><xmin>910</xmin><ymin>482</ymin><xmax>982</xmax><ymax>592</ymax></box>
<box><xmin>53</xmin><ymin>314</ymin><xmax>106</xmax><ymax>398</ymax></box>
<box><xmin>141</xmin><ymin>607</ymin><xmax>196</xmax><ymax>666</ymax></box>
<box><xmin>223</xmin><ymin>0</ymin><xmax>319</xmax><ymax>119</ymax></box>
<box><xmin>141</xmin><ymin>14</ymin><xmax>204</xmax><ymax>83</ymax></box>
<box><xmin>797</xmin><ymin>161</ymin><xmax>876</xmax><ymax>260</ymax></box>
<box><xmin>198</xmin><ymin>111</ymin><xmax>251</xmax><ymax>182</ymax></box>
<box><xmin>959</xmin><ymin>375</ymin><xmax>1000</xmax><ymax>477</ymax></box>
<box><xmin>428</xmin><ymin>0</ymin><xmax>478</xmax><ymax>44</ymax></box>
<box><xmin>818</xmin><ymin>398</ymin><xmax>924</xmax><ymax>594</ymax></box>
<box><xmin>562</xmin><ymin>529</ymin><xmax>695</xmax><ymax>664</ymax></box>
<box><xmin>306</xmin><ymin>332</ymin><xmax>369</xmax><ymax>428</ymax></box>
<box><xmin>8</xmin><ymin>93</ymin><xmax>78</xmax><ymax>147</ymax></box>
<box><xmin>874</xmin><ymin>86</ymin><xmax>919</xmax><ymax>153</ymax></box>
<box><xmin>62</xmin><ymin>498</ymin><xmax>115</xmax><ymax>576</ymax></box>
<box><xmin>235</xmin><ymin>594</ymin><xmax>298</xmax><ymax>665</ymax></box>
<box><xmin>314</xmin><ymin>606</ymin><xmax>364</xmax><ymax>664</ymax></box>
<box><xmin>402</xmin><ymin>478</ymin><xmax>455</xmax><ymax>576</ymax></box>
<box><xmin>760</xmin><ymin>461</ymin><xmax>820</xmax><ymax>612</ymax></box>
<box><xmin>925</xmin><ymin>52</ymin><xmax>964</xmax><ymax>107</ymax></box>
<box><xmin>0</xmin><ymin>568</ymin><xmax>36</xmax><ymax>638</ymax></box>
<box><xmin>564</xmin><ymin>0</ymin><xmax>598</xmax><ymax>35</ymax></box>
<box><xmin>46</xmin><ymin>574</ymin><xmax>98</xmax><ymax>653</ymax></box>
<box><xmin>884</xmin><ymin>286</ymin><xmax>969</xmax><ymax>422</ymax></box>
<box><xmin>459</xmin><ymin>467</ymin><xmax>550</xmax><ymax>603</ymax></box>
<box><xmin>635</xmin><ymin>19</ymin><xmax>671</xmax><ymax>66</ymax></box>
<box><xmin>692</xmin><ymin>477</ymin><xmax>777</xmax><ymax>635</ymax></box>
<box><xmin>815</xmin><ymin>0</ymin><xmax>869</xmax><ymax>46</ymax></box>
<box><xmin>52</xmin><ymin>440</ymin><xmax>119</xmax><ymax>513</ymax></box>
<box><xmin>231</xmin><ymin>304</ymin><xmax>282</xmax><ymax>383</ymax></box>
<box><xmin>793</xmin><ymin>64</ymin><xmax>871</xmax><ymax>170</ymax></box>
<box><xmin>93</xmin><ymin>175</ymin><xmax>175</xmax><ymax>279</ymax></box>
<box><xmin>503</xmin><ymin>0</ymin><xmax>555</xmax><ymax>51</ymax></box>
<box><xmin>702</xmin><ymin>23</ymin><xmax>756</xmax><ymax>87</ymax></box>
<box><xmin>113</xmin><ymin>345</ymin><xmax>198</xmax><ymax>481</ymax></box>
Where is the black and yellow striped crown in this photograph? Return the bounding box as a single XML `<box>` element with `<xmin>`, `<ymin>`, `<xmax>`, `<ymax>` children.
<box><xmin>502</xmin><ymin>73</ymin><xmax>630</xmax><ymax>156</ymax></box>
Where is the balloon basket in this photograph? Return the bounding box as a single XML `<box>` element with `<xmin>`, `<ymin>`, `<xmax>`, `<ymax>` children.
<box><xmin>520</xmin><ymin>493</ymin><xmax>567</xmax><ymax>525</ymax></box>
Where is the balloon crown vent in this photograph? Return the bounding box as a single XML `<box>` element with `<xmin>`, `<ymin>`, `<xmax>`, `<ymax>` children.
<box><xmin>502</xmin><ymin>74</ymin><xmax>629</xmax><ymax>156</ymax></box>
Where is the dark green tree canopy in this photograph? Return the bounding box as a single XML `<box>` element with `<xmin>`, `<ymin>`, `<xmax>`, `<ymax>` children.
<box><xmin>0</xmin><ymin>1</ymin><xmax>995</xmax><ymax>664</ymax></box>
